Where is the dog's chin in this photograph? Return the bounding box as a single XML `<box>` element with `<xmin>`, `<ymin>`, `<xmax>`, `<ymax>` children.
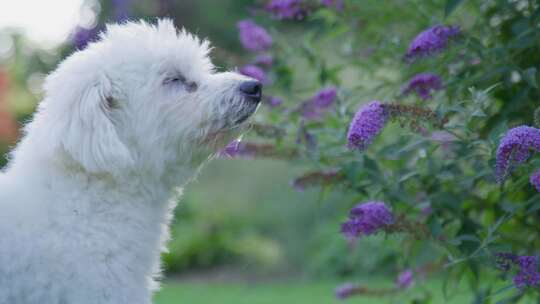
<box><xmin>203</xmin><ymin>109</ymin><xmax>256</xmax><ymax>146</ymax></box>
<box><xmin>234</xmin><ymin>113</ymin><xmax>252</xmax><ymax>125</ymax></box>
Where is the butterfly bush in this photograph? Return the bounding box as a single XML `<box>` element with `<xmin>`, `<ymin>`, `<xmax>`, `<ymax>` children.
<box><xmin>301</xmin><ymin>86</ymin><xmax>337</xmax><ymax>120</ymax></box>
<box><xmin>237</xmin><ymin>20</ymin><xmax>272</xmax><ymax>52</ymax></box>
<box><xmin>403</xmin><ymin>73</ymin><xmax>443</xmax><ymax>100</ymax></box>
<box><xmin>340</xmin><ymin>201</ymin><xmax>393</xmax><ymax>239</ymax></box>
<box><xmin>335</xmin><ymin>283</ymin><xmax>362</xmax><ymax>300</ymax></box>
<box><xmin>396</xmin><ymin>270</ymin><xmax>414</xmax><ymax>289</ymax></box>
<box><xmin>265</xmin><ymin>0</ymin><xmax>308</xmax><ymax>20</ymax></box>
<box><xmin>240</xmin><ymin>65</ymin><xmax>268</xmax><ymax>84</ymax></box>
<box><xmin>405</xmin><ymin>25</ymin><xmax>461</xmax><ymax>61</ymax></box>
<box><xmin>514</xmin><ymin>256</ymin><xmax>540</xmax><ymax>289</ymax></box>
<box><xmin>231</xmin><ymin>0</ymin><xmax>540</xmax><ymax>301</ymax></box>
<box><xmin>495</xmin><ymin>126</ymin><xmax>540</xmax><ymax>183</ymax></box>
<box><xmin>346</xmin><ymin>101</ymin><xmax>388</xmax><ymax>150</ymax></box>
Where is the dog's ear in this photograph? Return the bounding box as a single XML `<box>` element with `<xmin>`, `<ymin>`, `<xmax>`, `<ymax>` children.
<box><xmin>45</xmin><ymin>72</ymin><xmax>134</xmax><ymax>174</ymax></box>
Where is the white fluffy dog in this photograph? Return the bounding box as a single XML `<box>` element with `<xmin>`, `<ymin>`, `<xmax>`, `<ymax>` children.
<box><xmin>0</xmin><ymin>19</ymin><xmax>261</xmax><ymax>303</ymax></box>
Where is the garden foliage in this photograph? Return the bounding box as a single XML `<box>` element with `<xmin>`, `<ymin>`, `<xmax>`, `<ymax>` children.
<box><xmin>229</xmin><ymin>0</ymin><xmax>540</xmax><ymax>301</ymax></box>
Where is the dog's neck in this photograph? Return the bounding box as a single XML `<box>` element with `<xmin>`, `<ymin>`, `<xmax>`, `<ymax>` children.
<box><xmin>6</xmin><ymin>131</ymin><xmax>208</xmax><ymax>281</ymax></box>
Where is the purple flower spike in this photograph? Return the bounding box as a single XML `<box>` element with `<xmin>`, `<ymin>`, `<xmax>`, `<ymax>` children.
<box><xmin>513</xmin><ymin>256</ymin><xmax>540</xmax><ymax>289</ymax></box>
<box><xmin>396</xmin><ymin>269</ymin><xmax>414</xmax><ymax>289</ymax></box>
<box><xmin>495</xmin><ymin>126</ymin><xmax>540</xmax><ymax>183</ymax></box>
<box><xmin>347</xmin><ymin>101</ymin><xmax>388</xmax><ymax>151</ymax></box>
<box><xmin>405</xmin><ymin>25</ymin><xmax>461</xmax><ymax>61</ymax></box>
<box><xmin>403</xmin><ymin>73</ymin><xmax>443</xmax><ymax>100</ymax></box>
<box><xmin>237</xmin><ymin>20</ymin><xmax>272</xmax><ymax>52</ymax></box>
<box><xmin>341</xmin><ymin>201</ymin><xmax>393</xmax><ymax>239</ymax></box>
<box><xmin>530</xmin><ymin>170</ymin><xmax>540</xmax><ymax>192</ymax></box>
<box><xmin>335</xmin><ymin>283</ymin><xmax>359</xmax><ymax>300</ymax></box>
<box><xmin>301</xmin><ymin>87</ymin><xmax>338</xmax><ymax>120</ymax></box>
<box><xmin>240</xmin><ymin>65</ymin><xmax>268</xmax><ymax>84</ymax></box>
<box><xmin>266</xmin><ymin>0</ymin><xmax>308</xmax><ymax>20</ymax></box>
<box><xmin>265</xmin><ymin>96</ymin><xmax>283</xmax><ymax>107</ymax></box>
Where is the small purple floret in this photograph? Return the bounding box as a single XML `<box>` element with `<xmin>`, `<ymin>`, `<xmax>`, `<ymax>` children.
<box><xmin>341</xmin><ymin>201</ymin><xmax>393</xmax><ymax>239</ymax></box>
<box><xmin>335</xmin><ymin>283</ymin><xmax>358</xmax><ymax>300</ymax></box>
<box><xmin>495</xmin><ymin>253</ymin><xmax>540</xmax><ymax>289</ymax></box>
<box><xmin>218</xmin><ymin>140</ymin><xmax>255</xmax><ymax>159</ymax></box>
<box><xmin>237</xmin><ymin>20</ymin><xmax>272</xmax><ymax>52</ymax></box>
<box><xmin>396</xmin><ymin>269</ymin><xmax>414</xmax><ymax>289</ymax></box>
<box><xmin>240</xmin><ymin>65</ymin><xmax>268</xmax><ymax>84</ymax></box>
<box><xmin>513</xmin><ymin>256</ymin><xmax>540</xmax><ymax>289</ymax></box>
<box><xmin>301</xmin><ymin>87</ymin><xmax>337</xmax><ymax>120</ymax></box>
<box><xmin>403</xmin><ymin>73</ymin><xmax>443</xmax><ymax>100</ymax></box>
<box><xmin>530</xmin><ymin>170</ymin><xmax>540</xmax><ymax>192</ymax></box>
<box><xmin>347</xmin><ymin>101</ymin><xmax>388</xmax><ymax>151</ymax></box>
<box><xmin>495</xmin><ymin>126</ymin><xmax>540</xmax><ymax>183</ymax></box>
<box><xmin>265</xmin><ymin>96</ymin><xmax>283</xmax><ymax>107</ymax></box>
<box><xmin>405</xmin><ymin>25</ymin><xmax>461</xmax><ymax>61</ymax></box>
<box><xmin>266</xmin><ymin>0</ymin><xmax>308</xmax><ymax>20</ymax></box>
<box><xmin>73</xmin><ymin>26</ymin><xmax>101</xmax><ymax>50</ymax></box>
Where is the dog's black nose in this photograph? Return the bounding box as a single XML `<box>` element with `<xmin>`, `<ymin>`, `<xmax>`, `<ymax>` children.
<box><xmin>239</xmin><ymin>81</ymin><xmax>262</xmax><ymax>103</ymax></box>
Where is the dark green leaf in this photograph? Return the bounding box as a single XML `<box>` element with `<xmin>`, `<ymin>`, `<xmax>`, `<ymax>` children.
<box><xmin>445</xmin><ymin>0</ymin><xmax>464</xmax><ymax>17</ymax></box>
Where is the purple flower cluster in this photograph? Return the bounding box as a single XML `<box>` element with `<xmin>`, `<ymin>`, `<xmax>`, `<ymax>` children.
<box><xmin>405</xmin><ymin>25</ymin><xmax>461</xmax><ymax>61</ymax></box>
<box><xmin>334</xmin><ymin>283</ymin><xmax>359</xmax><ymax>300</ymax></box>
<box><xmin>240</xmin><ymin>65</ymin><xmax>268</xmax><ymax>84</ymax></box>
<box><xmin>496</xmin><ymin>253</ymin><xmax>540</xmax><ymax>289</ymax></box>
<box><xmin>219</xmin><ymin>140</ymin><xmax>242</xmax><ymax>158</ymax></box>
<box><xmin>495</xmin><ymin>126</ymin><xmax>540</xmax><ymax>183</ymax></box>
<box><xmin>73</xmin><ymin>26</ymin><xmax>101</xmax><ymax>50</ymax></box>
<box><xmin>530</xmin><ymin>170</ymin><xmax>540</xmax><ymax>192</ymax></box>
<box><xmin>396</xmin><ymin>269</ymin><xmax>414</xmax><ymax>289</ymax></box>
<box><xmin>265</xmin><ymin>96</ymin><xmax>283</xmax><ymax>107</ymax></box>
<box><xmin>341</xmin><ymin>201</ymin><xmax>393</xmax><ymax>239</ymax></box>
<box><xmin>301</xmin><ymin>87</ymin><xmax>338</xmax><ymax>120</ymax></box>
<box><xmin>265</xmin><ymin>0</ymin><xmax>308</xmax><ymax>20</ymax></box>
<box><xmin>403</xmin><ymin>73</ymin><xmax>443</xmax><ymax>100</ymax></box>
<box><xmin>347</xmin><ymin>101</ymin><xmax>388</xmax><ymax>151</ymax></box>
<box><xmin>218</xmin><ymin>140</ymin><xmax>255</xmax><ymax>159</ymax></box>
<box><xmin>514</xmin><ymin>256</ymin><xmax>540</xmax><ymax>289</ymax></box>
<box><xmin>237</xmin><ymin>20</ymin><xmax>273</xmax><ymax>52</ymax></box>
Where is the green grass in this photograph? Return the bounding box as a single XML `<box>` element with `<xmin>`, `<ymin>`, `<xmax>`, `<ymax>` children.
<box><xmin>153</xmin><ymin>279</ymin><xmax>478</xmax><ymax>304</ymax></box>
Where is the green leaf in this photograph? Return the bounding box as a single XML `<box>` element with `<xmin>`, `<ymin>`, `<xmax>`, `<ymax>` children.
<box><xmin>471</xmin><ymin>109</ymin><xmax>486</xmax><ymax>118</ymax></box>
<box><xmin>444</xmin><ymin>0</ymin><xmax>464</xmax><ymax>17</ymax></box>
<box><xmin>523</xmin><ymin>67</ymin><xmax>538</xmax><ymax>88</ymax></box>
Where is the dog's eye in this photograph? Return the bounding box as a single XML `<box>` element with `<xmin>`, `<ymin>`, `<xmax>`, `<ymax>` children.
<box><xmin>165</xmin><ymin>75</ymin><xmax>187</xmax><ymax>84</ymax></box>
<box><xmin>164</xmin><ymin>75</ymin><xmax>197</xmax><ymax>92</ymax></box>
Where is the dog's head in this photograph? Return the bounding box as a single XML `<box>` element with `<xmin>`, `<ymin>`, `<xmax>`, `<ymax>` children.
<box><xmin>38</xmin><ymin>19</ymin><xmax>261</xmax><ymax>177</ymax></box>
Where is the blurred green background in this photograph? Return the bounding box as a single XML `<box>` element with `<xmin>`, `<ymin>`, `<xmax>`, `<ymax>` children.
<box><xmin>0</xmin><ymin>1</ymin><xmax>528</xmax><ymax>303</ymax></box>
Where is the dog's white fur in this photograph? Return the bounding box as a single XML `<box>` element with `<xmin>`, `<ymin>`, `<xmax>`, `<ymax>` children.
<box><xmin>0</xmin><ymin>19</ymin><xmax>258</xmax><ymax>303</ymax></box>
